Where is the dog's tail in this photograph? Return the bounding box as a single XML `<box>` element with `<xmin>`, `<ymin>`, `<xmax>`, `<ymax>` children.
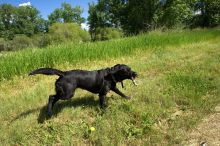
<box><xmin>29</xmin><ymin>68</ymin><xmax>65</xmax><ymax>77</ymax></box>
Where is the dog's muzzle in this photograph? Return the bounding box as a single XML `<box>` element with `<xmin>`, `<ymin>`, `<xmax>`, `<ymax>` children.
<box><xmin>131</xmin><ymin>72</ymin><xmax>138</xmax><ymax>86</ymax></box>
<box><xmin>131</xmin><ymin>77</ymin><xmax>138</xmax><ymax>86</ymax></box>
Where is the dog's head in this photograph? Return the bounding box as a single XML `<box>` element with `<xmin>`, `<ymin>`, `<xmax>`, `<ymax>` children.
<box><xmin>106</xmin><ymin>64</ymin><xmax>138</xmax><ymax>86</ymax></box>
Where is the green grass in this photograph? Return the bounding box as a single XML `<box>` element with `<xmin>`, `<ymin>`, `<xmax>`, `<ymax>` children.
<box><xmin>0</xmin><ymin>29</ymin><xmax>220</xmax><ymax>145</ymax></box>
<box><xmin>0</xmin><ymin>29</ymin><xmax>219</xmax><ymax>81</ymax></box>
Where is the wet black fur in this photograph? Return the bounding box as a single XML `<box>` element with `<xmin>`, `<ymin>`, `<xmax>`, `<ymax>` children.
<box><xmin>29</xmin><ymin>64</ymin><xmax>137</xmax><ymax>116</ymax></box>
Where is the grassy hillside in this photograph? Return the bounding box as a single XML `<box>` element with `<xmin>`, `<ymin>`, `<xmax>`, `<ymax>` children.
<box><xmin>0</xmin><ymin>29</ymin><xmax>220</xmax><ymax>145</ymax></box>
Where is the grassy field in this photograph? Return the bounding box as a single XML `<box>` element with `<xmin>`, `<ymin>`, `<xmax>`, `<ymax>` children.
<box><xmin>0</xmin><ymin>29</ymin><xmax>220</xmax><ymax>145</ymax></box>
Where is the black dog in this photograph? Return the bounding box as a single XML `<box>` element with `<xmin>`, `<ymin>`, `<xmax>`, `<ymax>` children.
<box><xmin>29</xmin><ymin>64</ymin><xmax>137</xmax><ymax>116</ymax></box>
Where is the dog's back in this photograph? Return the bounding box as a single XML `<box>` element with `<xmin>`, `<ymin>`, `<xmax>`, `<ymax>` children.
<box><xmin>58</xmin><ymin>70</ymin><xmax>104</xmax><ymax>93</ymax></box>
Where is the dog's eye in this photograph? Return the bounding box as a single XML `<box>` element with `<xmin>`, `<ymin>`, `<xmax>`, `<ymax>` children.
<box><xmin>126</xmin><ymin>68</ymin><xmax>131</xmax><ymax>72</ymax></box>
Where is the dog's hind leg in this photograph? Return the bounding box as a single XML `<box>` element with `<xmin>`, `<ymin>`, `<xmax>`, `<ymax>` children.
<box><xmin>47</xmin><ymin>95</ymin><xmax>59</xmax><ymax>116</ymax></box>
<box><xmin>59</xmin><ymin>84</ymin><xmax>76</xmax><ymax>100</ymax></box>
<box><xmin>99</xmin><ymin>94</ymin><xmax>106</xmax><ymax>108</ymax></box>
<box><xmin>99</xmin><ymin>85</ymin><xmax>110</xmax><ymax>108</ymax></box>
<box><xmin>47</xmin><ymin>85</ymin><xmax>75</xmax><ymax>116</ymax></box>
<box><xmin>56</xmin><ymin>80</ymin><xmax>76</xmax><ymax>100</ymax></box>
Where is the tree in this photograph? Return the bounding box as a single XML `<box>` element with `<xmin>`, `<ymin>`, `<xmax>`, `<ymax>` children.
<box><xmin>88</xmin><ymin>0</ymin><xmax>124</xmax><ymax>40</ymax></box>
<box><xmin>48</xmin><ymin>2</ymin><xmax>85</xmax><ymax>25</ymax></box>
<box><xmin>88</xmin><ymin>0</ymin><xmax>161</xmax><ymax>35</ymax></box>
<box><xmin>192</xmin><ymin>0</ymin><xmax>220</xmax><ymax>27</ymax></box>
<box><xmin>108</xmin><ymin>0</ymin><xmax>127</xmax><ymax>28</ymax></box>
<box><xmin>0</xmin><ymin>4</ymin><xmax>46</xmax><ymax>39</ymax></box>
<box><xmin>88</xmin><ymin>1</ymin><xmax>111</xmax><ymax>41</ymax></box>
<box><xmin>160</xmin><ymin>0</ymin><xmax>193</xmax><ymax>28</ymax></box>
<box><xmin>15</xmin><ymin>5</ymin><xmax>43</xmax><ymax>36</ymax></box>
<box><xmin>0</xmin><ymin>4</ymin><xmax>16</xmax><ymax>39</ymax></box>
<box><xmin>88</xmin><ymin>3</ymin><xmax>99</xmax><ymax>41</ymax></box>
<box><xmin>48</xmin><ymin>8</ymin><xmax>63</xmax><ymax>24</ymax></box>
<box><xmin>122</xmin><ymin>0</ymin><xmax>160</xmax><ymax>34</ymax></box>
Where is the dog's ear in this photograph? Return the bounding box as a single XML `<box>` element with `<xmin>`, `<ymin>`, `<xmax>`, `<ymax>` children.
<box><xmin>104</xmin><ymin>72</ymin><xmax>124</xmax><ymax>88</ymax></box>
<box><xmin>110</xmin><ymin>64</ymin><xmax>123</xmax><ymax>74</ymax></box>
<box><xmin>103</xmin><ymin>65</ymin><xmax>119</xmax><ymax>82</ymax></box>
<box><xmin>104</xmin><ymin>64</ymin><xmax>124</xmax><ymax>78</ymax></box>
<box><xmin>104</xmin><ymin>71</ymin><xmax>117</xmax><ymax>83</ymax></box>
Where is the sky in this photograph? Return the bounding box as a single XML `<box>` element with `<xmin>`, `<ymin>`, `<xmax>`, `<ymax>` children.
<box><xmin>0</xmin><ymin>0</ymin><xmax>96</xmax><ymax>20</ymax></box>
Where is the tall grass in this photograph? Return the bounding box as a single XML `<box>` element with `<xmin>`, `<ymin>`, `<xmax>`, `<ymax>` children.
<box><xmin>0</xmin><ymin>29</ymin><xmax>219</xmax><ymax>81</ymax></box>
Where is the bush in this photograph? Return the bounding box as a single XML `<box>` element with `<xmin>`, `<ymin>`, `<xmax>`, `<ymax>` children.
<box><xmin>94</xmin><ymin>27</ymin><xmax>123</xmax><ymax>41</ymax></box>
<box><xmin>0</xmin><ymin>35</ymin><xmax>36</xmax><ymax>51</ymax></box>
<box><xmin>0</xmin><ymin>38</ymin><xmax>6</xmax><ymax>51</ymax></box>
<box><xmin>48</xmin><ymin>23</ymin><xmax>90</xmax><ymax>44</ymax></box>
<box><xmin>0</xmin><ymin>23</ymin><xmax>91</xmax><ymax>52</ymax></box>
<box><xmin>0</xmin><ymin>38</ymin><xmax>14</xmax><ymax>51</ymax></box>
<box><xmin>31</xmin><ymin>34</ymin><xmax>51</xmax><ymax>48</ymax></box>
<box><xmin>10</xmin><ymin>34</ymin><xmax>34</xmax><ymax>51</ymax></box>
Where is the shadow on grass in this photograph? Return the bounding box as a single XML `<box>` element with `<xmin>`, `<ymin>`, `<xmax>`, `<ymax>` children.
<box><xmin>10</xmin><ymin>107</ymin><xmax>41</xmax><ymax>123</ymax></box>
<box><xmin>38</xmin><ymin>96</ymin><xmax>98</xmax><ymax>123</ymax></box>
<box><xmin>11</xmin><ymin>96</ymin><xmax>98</xmax><ymax>124</ymax></box>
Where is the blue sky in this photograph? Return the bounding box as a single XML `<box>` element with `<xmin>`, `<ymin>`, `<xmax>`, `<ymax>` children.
<box><xmin>0</xmin><ymin>0</ymin><xmax>96</xmax><ymax>20</ymax></box>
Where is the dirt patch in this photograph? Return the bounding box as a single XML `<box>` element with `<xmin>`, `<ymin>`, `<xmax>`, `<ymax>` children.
<box><xmin>183</xmin><ymin>106</ymin><xmax>220</xmax><ymax>146</ymax></box>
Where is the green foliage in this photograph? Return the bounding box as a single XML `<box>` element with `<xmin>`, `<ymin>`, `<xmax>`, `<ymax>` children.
<box><xmin>122</xmin><ymin>0</ymin><xmax>160</xmax><ymax>34</ymax></box>
<box><xmin>48</xmin><ymin>8</ymin><xmax>63</xmax><ymax>24</ymax></box>
<box><xmin>89</xmin><ymin>0</ymin><xmax>193</xmax><ymax>34</ymax></box>
<box><xmin>0</xmin><ymin>38</ymin><xmax>6</xmax><ymax>51</ymax></box>
<box><xmin>36</xmin><ymin>34</ymin><xmax>52</xmax><ymax>47</ymax></box>
<box><xmin>15</xmin><ymin>6</ymin><xmax>43</xmax><ymax>36</ymax></box>
<box><xmin>160</xmin><ymin>0</ymin><xmax>193</xmax><ymax>28</ymax></box>
<box><xmin>88</xmin><ymin>0</ymin><xmax>126</xmax><ymax>39</ymax></box>
<box><xmin>88</xmin><ymin>1</ymin><xmax>112</xmax><ymax>40</ymax></box>
<box><xmin>0</xmin><ymin>4</ymin><xmax>16</xmax><ymax>39</ymax></box>
<box><xmin>48</xmin><ymin>2</ymin><xmax>85</xmax><ymax>25</ymax></box>
<box><xmin>0</xmin><ymin>4</ymin><xmax>46</xmax><ymax>40</ymax></box>
<box><xmin>87</xmin><ymin>3</ymin><xmax>97</xmax><ymax>40</ymax></box>
<box><xmin>0</xmin><ymin>22</ymin><xmax>90</xmax><ymax>51</ymax></box>
<box><xmin>0</xmin><ymin>34</ymin><xmax>35</xmax><ymax>51</ymax></box>
<box><xmin>93</xmin><ymin>27</ymin><xmax>123</xmax><ymax>41</ymax></box>
<box><xmin>89</xmin><ymin>0</ymin><xmax>220</xmax><ymax>35</ymax></box>
<box><xmin>48</xmin><ymin>23</ymin><xmax>90</xmax><ymax>44</ymax></box>
<box><xmin>11</xmin><ymin>34</ymin><xmax>34</xmax><ymax>50</ymax></box>
<box><xmin>191</xmin><ymin>0</ymin><xmax>220</xmax><ymax>27</ymax></box>
<box><xmin>0</xmin><ymin>3</ymin><xmax>89</xmax><ymax>51</ymax></box>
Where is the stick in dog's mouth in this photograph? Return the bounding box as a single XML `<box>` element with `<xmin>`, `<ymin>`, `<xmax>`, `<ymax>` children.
<box><xmin>121</xmin><ymin>81</ymin><xmax>124</xmax><ymax>88</ymax></box>
<box><xmin>131</xmin><ymin>77</ymin><xmax>138</xmax><ymax>86</ymax></box>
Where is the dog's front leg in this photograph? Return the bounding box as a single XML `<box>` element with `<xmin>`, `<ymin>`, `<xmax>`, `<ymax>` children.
<box><xmin>112</xmin><ymin>87</ymin><xmax>130</xmax><ymax>99</ymax></box>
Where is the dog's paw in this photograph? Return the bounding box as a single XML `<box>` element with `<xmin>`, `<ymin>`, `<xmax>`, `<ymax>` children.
<box><xmin>100</xmin><ymin>104</ymin><xmax>108</xmax><ymax>109</ymax></box>
<box><xmin>125</xmin><ymin>96</ymin><xmax>131</xmax><ymax>100</ymax></box>
<box><xmin>47</xmin><ymin>112</ymin><xmax>53</xmax><ymax>118</ymax></box>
